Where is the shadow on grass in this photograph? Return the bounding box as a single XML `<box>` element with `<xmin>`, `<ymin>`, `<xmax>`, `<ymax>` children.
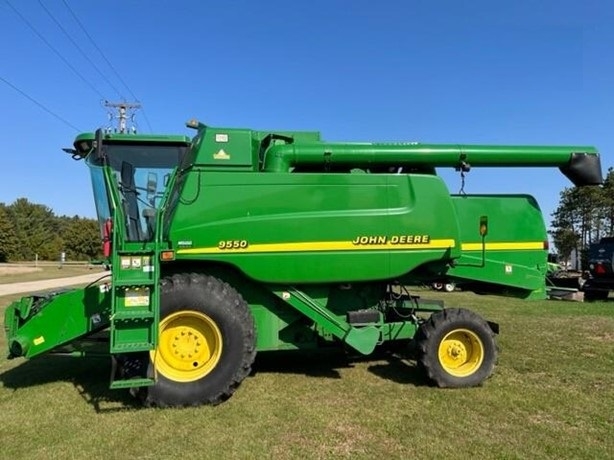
<box><xmin>253</xmin><ymin>349</ymin><xmax>349</xmax><ymax>379</ymax></box>
<box><xmin>1</xmin><ymin>350</ymin><xmax>431</xmax><ymax>412</ymax></box>
<box><xmin>0</xmin><ymin>356</ymin><xmax>141</xmax><ymax>413</ymax></box>
<box><xmin>253</xmin><ymin>348</ymin><xmax>431</xmax><ymax>387</ymax></box>
<box><xmin>367</xmin><ymin>355</ymin><xmax>431</xmax><ymax>387</ymax></box>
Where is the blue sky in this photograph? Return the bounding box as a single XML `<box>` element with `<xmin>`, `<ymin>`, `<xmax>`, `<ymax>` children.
<box><xmin>0</xmin><ymin>0</ymin><xmax>612</xmax><ymax>228</ymax></box>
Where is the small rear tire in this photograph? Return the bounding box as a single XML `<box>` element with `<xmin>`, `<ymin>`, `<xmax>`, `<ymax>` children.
<box><xmin>416</xmin><ymin>308</ymin><xmax>497</xmax><ymax>388</ymax></box>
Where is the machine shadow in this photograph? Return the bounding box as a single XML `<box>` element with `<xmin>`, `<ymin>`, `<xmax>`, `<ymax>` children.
<box><xmin>366</xmin><ymin>355</ymin><xmax>431</xmax><ymax>386</ymax></box>
<box><xmin>0</xmin><ymin>356</ymin><xmax>141</xmax><ymax>413</ymax></box>
<box><xmin>252</xmin><ymin>349</ymin><xmax>349</xmax><ymax>379</ymax></box>
<box><xmin>1</xmin><ymin>350</ymin><xmax>430</xmax><ymax>411</ymax></box>
<box><xmin>253</xmin><ymin>348</ymin><xmax>431</xmax><ymax>387</ymax></box>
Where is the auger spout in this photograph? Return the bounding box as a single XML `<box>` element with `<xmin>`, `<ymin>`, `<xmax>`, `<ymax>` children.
<box><xmin>262</xmin><ymin>142</ymin><xmax>602</xmax><ymax>185</ymax></box>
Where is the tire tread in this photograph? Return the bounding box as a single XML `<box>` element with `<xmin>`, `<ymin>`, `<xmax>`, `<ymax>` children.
<box><xmin>415</xmin><ymin>308</ymin><xmax>496</xmax><ymax>388</ymax></box>
<box><xmin>141</xmin><ymin>273</ymin><xmax>256</xmax><ymax>407</ymax></box>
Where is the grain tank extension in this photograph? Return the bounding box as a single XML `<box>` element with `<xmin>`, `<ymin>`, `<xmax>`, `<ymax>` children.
<box><xmin>3</xmin><ymin>120</ymin><xmax>602</xmax><ymax>407</ymax></box>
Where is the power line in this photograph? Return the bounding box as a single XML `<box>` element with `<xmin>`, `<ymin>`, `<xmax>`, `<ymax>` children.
<box><xmin>60</xmin><ymin>0</ymin><xmax>154</xmax><ymax>133</ymax></box>
<box><xmin>5</xmin><ymin>0</ymin><xmax>106</xmax><ymax>100</ymax></box>
<box><xmin>61</xmin><ymin>0</ymin><xmax>136</xmax><ymax>100</ymax></box>
<box><xmin>37</xmin><ymin>0</ymin><xmax>125</xmax><ymax>100</ymax></box>
<box><xmin>0</xmin><ymin>75</ymin><xmax>81</xmax><ymax>131</ymax></box>
<box><xmin>138</xmin><ymin>105</ymin><xmax>154</xmax><ymax>134</ymax></box>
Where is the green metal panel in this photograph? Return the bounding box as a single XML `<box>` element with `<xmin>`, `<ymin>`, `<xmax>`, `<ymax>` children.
<box><xmin>168</xmin><ymin>172</ymin><xmax>461</xmax><ymax>283</ymax></box>
<box><xmin>192</xmin><ymin>127</ymin><xmax>256</xmax><ymax>168</ymax></box>
<box><xmin>6</xmin><ymin>286</ymin><xmax>111</xmax><ymax>359</ymax></box>
<box><xmin>447</xmin><ymin>194</ymin><xmax>549</xmax><ymax>298</ymax></box>
<box><xmin>270</xmin><ymin>287</ymin><xmax>380</xmax><ymax>355</ymax></box>
<box><xmin>250</xmin><ymin>304</ymin><xmax>318</xmax><ymax>351</ymax></box>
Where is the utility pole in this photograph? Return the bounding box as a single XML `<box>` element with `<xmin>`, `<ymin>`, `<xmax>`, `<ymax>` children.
<box><xmin>104</xmin><ymin>101</ymin><xmax>141</xmax><ymax>133</ymax></box>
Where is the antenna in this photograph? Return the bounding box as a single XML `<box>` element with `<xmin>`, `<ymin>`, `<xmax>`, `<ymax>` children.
<box><xmin>104</xmin><ymin>101</ymin><xmax>141</xmax><ymax>133</ymax></box>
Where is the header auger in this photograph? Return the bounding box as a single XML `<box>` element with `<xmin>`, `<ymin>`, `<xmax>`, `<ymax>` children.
<box><xmin>4</xmin><ymin>120</ymin><xmax>602</xmax><ymax>407</ymax></box>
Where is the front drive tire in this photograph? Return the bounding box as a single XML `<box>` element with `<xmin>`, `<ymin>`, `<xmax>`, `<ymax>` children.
<box><xmin>139</xmin><ymin>273</ymin><xmax>256</xmax><ymax>407</ymax></box>
<box><xmin>416</xmin><ymin>308</ymin><xmax>497</xmax><ymax>388</ymax></box>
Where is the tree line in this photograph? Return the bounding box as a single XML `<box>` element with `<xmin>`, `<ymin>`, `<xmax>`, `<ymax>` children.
<box><xmin>550</xmin><ymin>167</ymin><xmax>614</xmax><ymax>269</ymax></box>
<box><xmin>0</xmin><ymin>198</ymin><xmax>101</xmax><ymax>262</ymax></box>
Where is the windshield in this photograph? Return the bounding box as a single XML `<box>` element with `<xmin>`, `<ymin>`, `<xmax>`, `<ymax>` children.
<box><xmin>87</xmin><ymin>142</ymin><xmax>187</xmax><ymax>242</ymax></box>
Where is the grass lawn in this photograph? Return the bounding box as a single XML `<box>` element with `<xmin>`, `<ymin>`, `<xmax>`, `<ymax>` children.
<box><xmin>0</xmin><ymin>263</ymin><xmax>104</xmax><ymax>284</ymax></box>
<box><xmin>0</xmin><ymin>289</ymin><xmax>612</xmax><ymax>459</ymax></box>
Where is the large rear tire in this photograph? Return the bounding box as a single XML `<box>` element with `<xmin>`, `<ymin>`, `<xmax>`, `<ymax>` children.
<box><xmin>416</xmin><ymin>308</ymin><xmax>496</xmax><ymax>388</ymax></box>
<box><xmin>139</xmin><ymin>273</ymin><xmax>256</xmax><ymax>407</ymax></box>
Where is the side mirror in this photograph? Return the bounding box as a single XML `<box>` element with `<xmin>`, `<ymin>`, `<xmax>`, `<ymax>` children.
<box><xmin>95</xmin><ymin>128</ymin><xmax>104</xmax><ymax>160</ymax></box>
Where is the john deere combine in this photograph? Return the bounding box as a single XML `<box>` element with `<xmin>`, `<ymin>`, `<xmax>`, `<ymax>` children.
<box><xmin>3</xmin><ymin>120</ymin><xmax>602</xmax><ymax>407</ymax></box>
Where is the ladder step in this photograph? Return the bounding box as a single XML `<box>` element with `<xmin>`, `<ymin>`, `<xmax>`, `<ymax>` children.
<box><xmin>111</xmin><ymin>342</ymin><xmax>154</xmax><ymax>352</ymax></box>
<box><xmin>112</xmin><ymin>311</ymin><xmax>155</xmax><ymax>321</ymax></box>
<box><xmin>114</xmin><ymin>279</ymin><xmax>156</xmax><ymax>287</ymax></box>
<box><xmin>110</xmin><ymin>378</ymin><xmax>155</xmax><ymax>390</ymax></box>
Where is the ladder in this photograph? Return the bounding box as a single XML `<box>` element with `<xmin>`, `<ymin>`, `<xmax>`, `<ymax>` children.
<box><xmin>109</xmin><ymin>249</ymin><xmax>159</xmax><ymax>389</ymax></box>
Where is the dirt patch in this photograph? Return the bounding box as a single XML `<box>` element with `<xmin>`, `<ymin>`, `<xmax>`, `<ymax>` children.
<box><xmin>588</xmin><ymin>332</ymin><xmax>614</xmax><ymax>343</ymax></box>
<box><xmin>0</xmin><ymin>265</ymin><xmax>42</xmax><ymax>276</ymax></box>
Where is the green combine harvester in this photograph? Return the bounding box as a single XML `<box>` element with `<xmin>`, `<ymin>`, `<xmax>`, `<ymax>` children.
<box><xmin>3</xmin><ymin>120</ymin><xmax>602</xmax><ymax>407</ymax></box>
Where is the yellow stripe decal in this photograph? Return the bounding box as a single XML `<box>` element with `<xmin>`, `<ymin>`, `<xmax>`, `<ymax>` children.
<box><xmin>461</xmin><ymin>242</ymin><xmax>544</xmax><ymax>251</ymax></box>
<box><xmin>177</xmin><ymin>239</ymin><xmax>456</xmax><ymax>255</ymax></box>
<box><xmin>177</xmin><ymin>240</ymin><xmax>544</xmax><ymax>255</ymax></box>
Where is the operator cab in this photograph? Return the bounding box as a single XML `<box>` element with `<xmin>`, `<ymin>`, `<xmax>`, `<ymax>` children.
<box><xmin>70</xmin><ymin>131</ymin><xmax>191</xmax><ymax>243</ymax></box>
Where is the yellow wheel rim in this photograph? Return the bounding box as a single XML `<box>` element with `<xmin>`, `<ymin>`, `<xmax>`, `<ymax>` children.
<box><xmin>438</xmin><ymin>328</ymin><xmax>484</xmax><ymax>377</ymax></box>
<box><xmin>151</xmin><ymin>311</ymin><xmax>223</xmax><ymax>383</ymax></box>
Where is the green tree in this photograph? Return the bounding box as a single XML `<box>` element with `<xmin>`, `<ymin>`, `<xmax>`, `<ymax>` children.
<box><xmin>8</xmin><ymin>198</ymin><xmax>60</xmax><ymax>260</ymax></box>
<box><xmin>601</xmin><ymin>168</ymin><xmax>614</xmax><ymax>234</ymax></box>
<box><xmin>0</xmin><ymin>204</ymin><xmax>18</xmax><ymax>262</ymax></box>
<box><xmin>550</xmin><ymin>183</ymin><xmax>607</xmax><ymax>269</ymax></box>
<box><xmin>59</xmin><ymin>216</ymin><xmax>101</xmax><ymax>260</ymax></box>
<box><xmin>550</xmin><ymin>188</ymin><xmax>578</xmax><ymax>265</ymax></box>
